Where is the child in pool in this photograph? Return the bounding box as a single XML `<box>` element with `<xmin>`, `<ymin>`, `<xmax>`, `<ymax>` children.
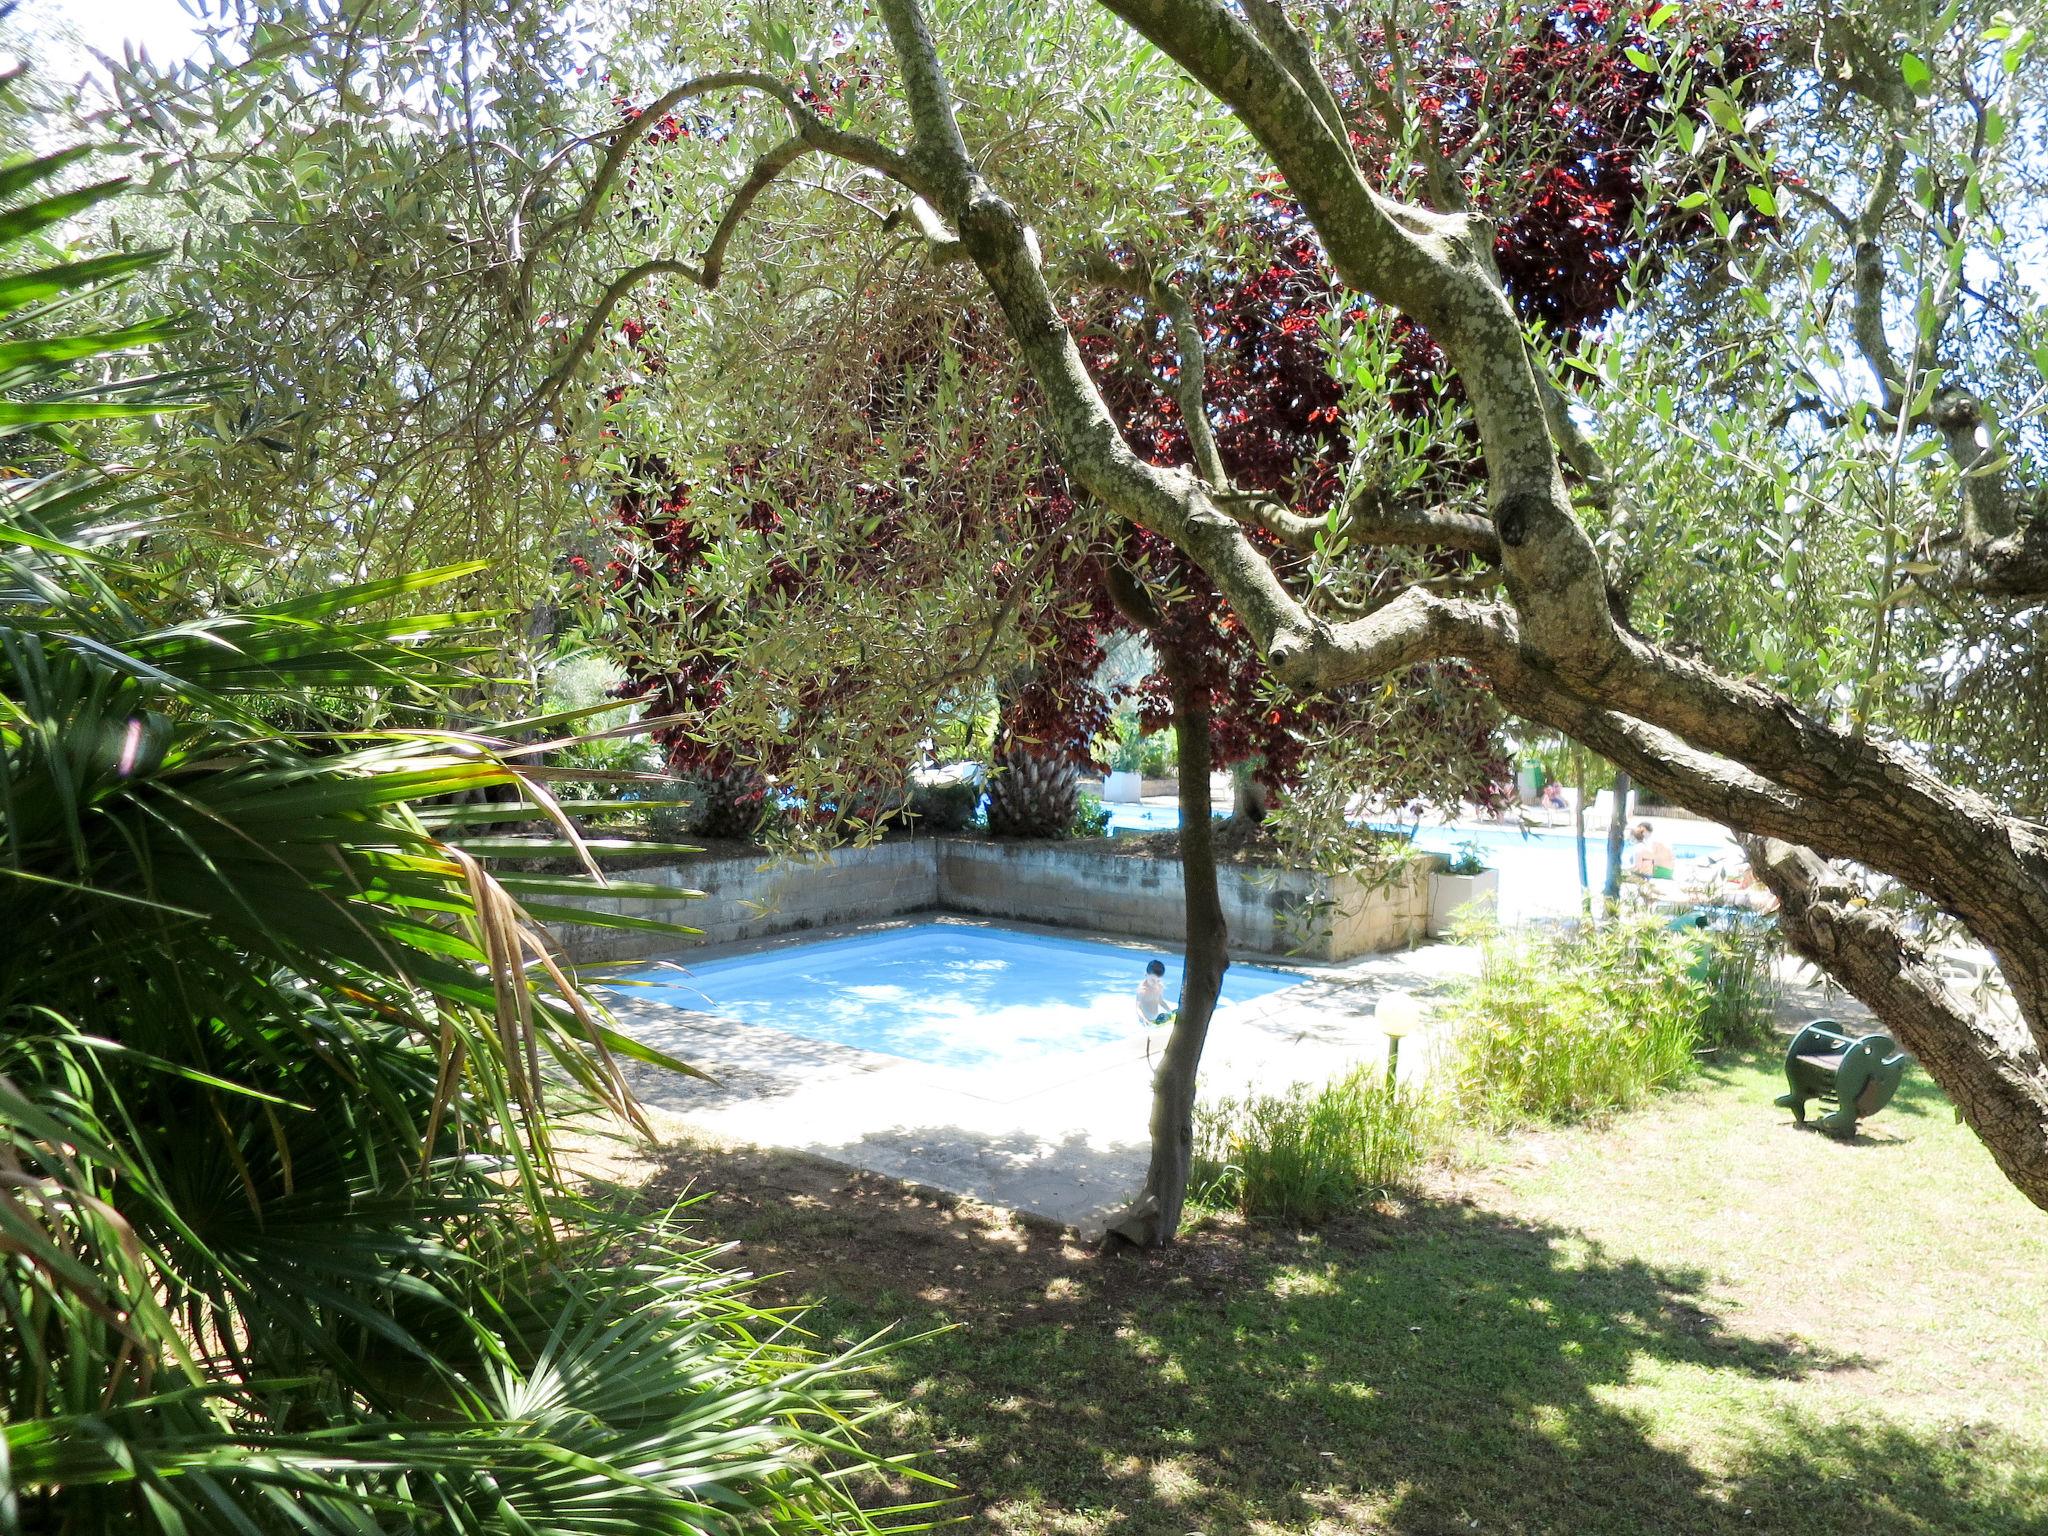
<box><xmin>1136</xmin><ymin>959</ymin><xmax>1174</xmax><ymax>1025</ymax></box>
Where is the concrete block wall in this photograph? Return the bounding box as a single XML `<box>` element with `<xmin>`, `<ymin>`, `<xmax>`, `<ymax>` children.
<box><xmin>935</xmin><ymin>840</ymin><xmax>1434</xmax><ymax>960</ymax></box>
<box><xmin>547</xmin><ymin>838</ymin><xmax>939</xmax><ymax>963</ymax></box>
<box><xmin>544</xmin><ymin>835</ymin><xmax>1436</xmax><ymax>964</ymax></box>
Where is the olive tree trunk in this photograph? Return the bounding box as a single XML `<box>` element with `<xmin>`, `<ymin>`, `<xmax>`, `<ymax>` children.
<box><xmin>1603</xmin><ymin>769</ymin><xmax>1632</xmax><ymax>913</ymax></box>
<box><xmin>1230</xmin><ymin>763</ymin><xmax>1269</xmax><ymax>824</ymax></box>
<box><xmin>1108</xmin><ymin>643</ymin><xmax>1227</xmax><ymax>1248</ymax></box>
<box><xmin>1571</xmin><ymin>744</ymin><xmax>1590</xmax><ymax>911</ymax></box>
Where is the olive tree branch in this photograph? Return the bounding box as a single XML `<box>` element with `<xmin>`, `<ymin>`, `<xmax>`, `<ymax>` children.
<box><xmin>1241</xmin><ymin>0</ymin><xmax>1351</xmax><ymax>157</ymax></box>
<box><xmin>511</xmin><ymin>70</ymin><xmax>929</xmax><ymax>317</ymax></box>
<box><xmin>1077</xmin><ymin>250</ymin><xmax>1227</xmax><ymax>487</ymax></box>
<box><xmin>868</xmin><ymin>0</ymin><xmax>2048</xmax><ymax>1021</ymax></box>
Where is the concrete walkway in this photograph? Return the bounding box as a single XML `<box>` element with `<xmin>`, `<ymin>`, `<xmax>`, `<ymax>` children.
<box><xmin>605</xmin><ymin>915</ymin><xmax>1480</xmax><ymax>1235</ymax></box>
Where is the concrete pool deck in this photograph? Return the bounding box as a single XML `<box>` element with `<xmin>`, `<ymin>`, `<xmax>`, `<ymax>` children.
<box><xmin>601</xmin><ymin>915</ymin><xmax>1482</xmax><ymax>1235</ymax></box>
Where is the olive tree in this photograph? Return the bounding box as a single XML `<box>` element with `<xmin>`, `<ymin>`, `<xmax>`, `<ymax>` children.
<box><xmin>590</xmin><ymin>0</ymin><xmax>2048</xmax><ymax>1203</ymax></box>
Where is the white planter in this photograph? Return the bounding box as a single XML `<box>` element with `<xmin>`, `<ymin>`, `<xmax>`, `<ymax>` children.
<box><xmin>1429</xmin><ymin>867</ymin><xmax>1501</xmax><ymax>936</ymax></box>
<box><xmin>1103</xmin><ymin>770</ymin><xmax>1144</xmax><ymax>803</ymax></box>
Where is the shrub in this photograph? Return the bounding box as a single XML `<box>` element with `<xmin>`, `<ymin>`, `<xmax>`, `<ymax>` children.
<box><xmin>634</xmin><ymin>775</ymin><xmax>700</xmax><ymax>840</ymax></box>
<box><xmin>1691</xmin><ymin>914</ymin><xmax>1784</xmax><ymax>1048</ymax></box>
<box><xmin>1443</xmin><ymin>838</ymin><xmax>1491</xmax><ymax>876</ymax></box>
<box><xmin>691</xmin><ymin>765</ymin><xmax>773</xmax><ymax>839</ymax></box>
<box><xmin>1071</xmin><ymin>790</ymin><xmax>1112</xmax><ymax>837</ymax></box>
<box><xmin>909</xmin><ymin>775</ymin><xmax>981</xmax><ymax>831</ymax></box>
<box><xmin>0</xmin><ymin>155</ymin><xmax>917</xmax><ymax>1531</ymax></box>
<box><xmin>554</xmin><ymin>733</ymin><xmax>658</xmax><ymax>807</ymax></box>
<box><xmin>1193</xmin><ymin>1067</ymin><xmax>1442</xmax><ymax>1224</ymax></box>
<box><xmin>1102</xmin><ymin>708</ymin><xmax>1146</xmax><ymax>774</ymax></box>
<box><xmin>1447</xmin><ymin>913</ymin><xmax>1705</xmax><ymax>1129</ymax></box>
<box><xmin>1139</xmin><ymin>732</ymin><xmax>1177</xmax><ymax>777</ymax></box>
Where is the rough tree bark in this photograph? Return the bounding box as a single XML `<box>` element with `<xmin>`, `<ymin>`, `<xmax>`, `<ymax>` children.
<box><xmin>1231</xmin><ymin>767</ymin><xmax>1269</xmax><ymax>825</ymax></box>
<box><xmin>1108</xmin><ymin>639</ymin><xmax>1228</xmax><ymax>1247</ymax></box>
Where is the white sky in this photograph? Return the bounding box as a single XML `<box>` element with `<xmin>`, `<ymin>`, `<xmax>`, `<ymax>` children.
<box><xmin>17</xmin><ymin>0</ymin><xmax>208</xmax><ymax>76</ymax></box>
<box><xmin>9</xmin><ymin>0</ymin><xmax>2039</xmax><ymax>298</ymax></box>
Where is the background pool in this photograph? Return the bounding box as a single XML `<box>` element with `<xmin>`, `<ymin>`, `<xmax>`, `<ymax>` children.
<box><xmin>609</xmin><ymin>922</ymin><xmax>1304</xmax><ymax>1070</ymax></box>
<box><xmin>1096</xmin><ymin>804</ymin><xmax>1734</xmax><ymax>920</ymax></box>
<box><xmin>1103</xmin><ymin>801</ymin><xmax>1183</xmax><ymax>835</ymax></box>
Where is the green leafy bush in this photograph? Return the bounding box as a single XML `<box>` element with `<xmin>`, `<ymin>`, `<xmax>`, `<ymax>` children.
<box><xmin>909</xmin><ymin>775</ymin><xmax>981</xmax><ymax>831</ymax></box>
<box><xmin>1071</xmin><ymin>790</ymin><xmax>1112</xmax><ymax>837</ymax></box>
<box><xmin>554</xmin><ymin>732</ymin><xmax>658</xmax><ymax>805</ymax></box>
<box><xmin>1447</xmin><ymin>913</ymin><xmax>1706</xmax><ymax>1128</ymax></box>
<box><xmin>1139</xmin><ymin>732</ymin><xmax>1177</xmax><ymax>778</ymax></box>
<box><xmin>1193</xmin><ymin>1068</ymin><xmax>1443</xmax><ymax>1224</ymax></box>
<box><xmin>1690</xmin><ymin>915</ymin><xmax>1784</xmax><ymax>1048</ymax></box>
<box><xmin>635</xmin><ymin>776</ymin><xmax>700</xmax><ymax>840</ymax></box>
<box><xmin>1443</xmin><ymin>839</ymin><xmax>1491</xmax><ymax>876</ymax></box>
<box><xmin>1108</xmin><ymin>730</ymin><xmax>1145</xmax><ymax>773</ymax></box>
<box><xmin>1100</xmin><ymin>707</ymin><xmax>1146</xmax><ymax>774</ymax></box>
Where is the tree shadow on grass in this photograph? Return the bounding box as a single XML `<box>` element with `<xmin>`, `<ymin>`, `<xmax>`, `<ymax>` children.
<box><xmin>603</xmin><ymin>1137</ymin><xmax>2044</xmax><ymax>1536</ymax></box>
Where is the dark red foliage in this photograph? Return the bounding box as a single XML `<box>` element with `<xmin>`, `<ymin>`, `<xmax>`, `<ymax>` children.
<box><xmin>577</xmin><ymin>308</ymin><xmax>1126</xmax><ymax>794</ymax></box>
<box><xmin>1352</xmin><ymin>1</ymin><xmax>1777</xmax><ymax>334</ymax></box>
<box><xmin>1070</xmin><ymin>1</ymin><xmax>1771</xmax><ymax>802</ymax></box>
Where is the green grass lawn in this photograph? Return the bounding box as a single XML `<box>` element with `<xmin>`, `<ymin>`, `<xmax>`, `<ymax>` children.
<box><xmin>627</xmin><ymin>1052</ymin><xmax>2048</xmax><ymax>1535</ymax></box>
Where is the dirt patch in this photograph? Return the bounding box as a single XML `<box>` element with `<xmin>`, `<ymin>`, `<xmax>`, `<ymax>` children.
<box><xmin>593</xmin><ymin>1135</ymin><xmax>1269</xmax><ymax>1320</ymax></box>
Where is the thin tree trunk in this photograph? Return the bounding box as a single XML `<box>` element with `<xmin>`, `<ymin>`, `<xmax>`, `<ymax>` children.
<box><xmin>1572</xmin><ymin>744</ymin><xmax>1590</xmax><ymax>914</ymax></box>
<box><xmin>1109</xmin><ymin>642</ymin><xmax>1226</xmax><ymax>1248</ymax></box>
<box><xmin>1603</xmin><ymin>768</ymin><xmax>1632</xmax><ymax>915</ymax></box>
<box><xmin>1231</xmin><ymin>762</ymin><xmax>1269</xmax><ymax>824</ymax></box>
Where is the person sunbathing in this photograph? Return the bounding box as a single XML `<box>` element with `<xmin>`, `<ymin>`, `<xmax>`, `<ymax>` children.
<box><xmin>1719</xmin><ymin>861</ymin><xmax>1779</xmax><ymax>913</ymax></box>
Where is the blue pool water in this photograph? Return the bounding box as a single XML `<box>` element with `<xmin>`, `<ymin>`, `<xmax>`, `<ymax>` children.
<box><xmin>611</xmin><ymin>922</ymin><xmax>1304</xmax><ymax>1069</ymax></box>
<box><xmin>1096</xmin><ymin>804</ymin><xmax>1734</xmax><ymax>919</ymax></box>
<box><xmin>1103</xmin><ymin>801</ymin><xmax>1184</xmax><ymax>836</ymax></box>
<box><xmin>1390</xmin><ymin>822</ymin><xmax>1728</xmax><ymax>865</ymax></box>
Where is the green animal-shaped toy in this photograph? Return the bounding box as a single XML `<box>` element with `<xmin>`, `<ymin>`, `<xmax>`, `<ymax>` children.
<box><xmin>1777</xmin><ymin>1019</ymin><xmax>1910</xmax><ymax>1138</ymax></box>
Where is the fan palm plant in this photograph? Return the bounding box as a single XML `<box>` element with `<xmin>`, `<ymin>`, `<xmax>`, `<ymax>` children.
<box><xmin>1</xmin><ymin>139</ymin><xmax>929</xmax><ymax>1533</ymax></box>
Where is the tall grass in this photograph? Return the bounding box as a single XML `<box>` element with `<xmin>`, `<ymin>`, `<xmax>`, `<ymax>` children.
<box><xmin>1693</xmin><ymin>915</ymin><xmax>1784</xmax><ymax>1047</ymax></box>
<box><xmin>1448</xmin><ymin>912</ymin><xmax>1707</xmax><ymax>1129</ymax></box>
<box><xmin>1193</xmin><ymin>1067</ymin><xmax>1443</xmax><ymax>1224</ymax></box>
<box><xmin>1195</xmin><ymin>913</ymin><xmax>1787</xmax><ymax>1223</ymax></box>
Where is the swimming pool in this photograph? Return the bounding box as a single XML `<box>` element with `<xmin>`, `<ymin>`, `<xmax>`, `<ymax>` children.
<box><xmin>1392</xmin><ymin>821</ymin><xmax>1727</xmax><ymax>863</ymax></box>
<box><xmin>1103</xmin><ymin>801</ymin><xmax>1186</xmax><ymax>836</ymax></box>
<box><xmin>608</xmin><ymin>922</ymin><xmax>1305</xmax><ymax>1070</ymax></box>
<box><xmin>1097</xmin><ymin>804</ymin><xmax>1733</xmax><ymax>918</ymax></box>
